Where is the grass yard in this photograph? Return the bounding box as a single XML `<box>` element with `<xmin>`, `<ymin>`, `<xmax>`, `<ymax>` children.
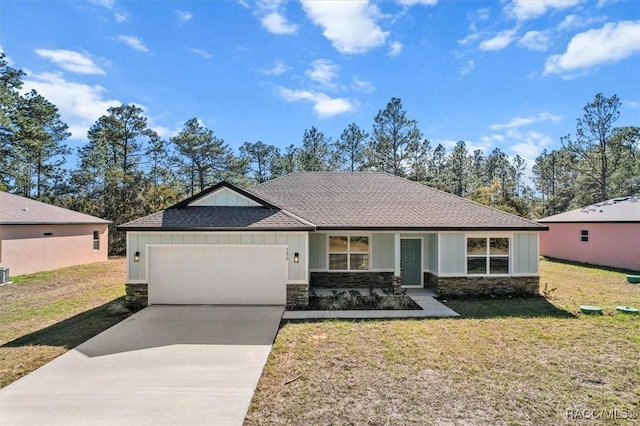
<box><xmin>246</xmin><ymin>259</ymin><xmax>640</xmax><ymax>425</ymax></box>
<box><xmin>0</xmin><ymin>257</ymin><xmax>131</xmax><ymax>388</ymax></box>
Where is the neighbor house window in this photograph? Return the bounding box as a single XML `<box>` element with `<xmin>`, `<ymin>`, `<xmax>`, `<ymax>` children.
<box><xmin>328</xmin><ymin>236</ymin><xmax>369</xmax><ymax>270</ymax></box>
<box><xmin>467</xmin><ymin>237</ymin><xmax>509</xmax><ymax>275</ymax></box>
<box><xmin>93</xmin><ymin>231</ymin><xmax>100</xmax><ymax>250</ymax></box>
<box><xmin>580</xmin><ymin>230</ymin><xmax>589</xmax><ymax>243</ymax></box>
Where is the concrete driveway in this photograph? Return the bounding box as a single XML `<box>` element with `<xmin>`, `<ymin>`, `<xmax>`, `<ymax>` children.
<box><xmin>0</xmin><ymin>305</ymin><xmax>284</xmax><ymax>426</ymax></box>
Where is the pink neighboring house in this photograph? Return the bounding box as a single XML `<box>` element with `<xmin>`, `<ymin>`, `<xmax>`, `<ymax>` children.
<box><xmin>0</xmin><ymin>191</ymin><xmax>110</xmax><ymax>278</ymax></box>
<box><xmin>538</xmin><ymin>196</ymin><xmax>640</xmax><ymax>272</ymax></box>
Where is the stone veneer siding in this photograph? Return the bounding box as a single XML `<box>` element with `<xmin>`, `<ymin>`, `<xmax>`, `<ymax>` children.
<box><xmin>431</xmin><ymin>276</ymin><xmax>539</xmax><ymax>297</ymax></box>
<box><xmin>125</xmin><ymin>283</ymin><xmax>148</xmax><ymax>307</ymax></box>
<box><xmin>126</xmin><ymin>282</ymin><xmax>309</xmax><ymax>308</ymax></box>
<box><xmin>287</xmin><ymin>283</ymin><xmax>309</xmax><ymax>307</ymax></box>
<box><xmin>310</xmin><ymin>272</ymin><xmax>394</xmax><ymax>289</ymax></box>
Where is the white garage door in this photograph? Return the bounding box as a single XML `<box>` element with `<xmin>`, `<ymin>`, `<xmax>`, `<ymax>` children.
<box><xmin>148</xmin><ymin>244</ymin><xmax>287</xmax><ymax>305</ymax></box>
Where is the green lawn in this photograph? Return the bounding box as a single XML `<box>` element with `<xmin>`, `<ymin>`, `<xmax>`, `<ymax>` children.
<box><xmin>2</xmin><ymin>257</ymin><xmax>638</xmax><ymax>424</ymax></box>
<box><xmin>246</xmin><ymin>259</ymin><xmax>640</xmax><ymax>425</ymax></box>
<box><xmin>0</xmin><ymin>258</ymin><xmax>131</xmax><ymax>388</ymax></box>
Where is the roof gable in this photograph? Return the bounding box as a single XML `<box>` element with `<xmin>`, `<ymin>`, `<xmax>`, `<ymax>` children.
<box><xmin>0</xmin><ymin>191</ymin><xmax>110</xmax><ymax>225</ymax></box>
<box><xmin>170</xmin><ymin>181</ymin><xmax>278</xmax><ymax>210</ymax></box>
<box><xmin>188</xmin><ymin>187</ymin><xmax>262</xmax><ymax>207</ymax></box>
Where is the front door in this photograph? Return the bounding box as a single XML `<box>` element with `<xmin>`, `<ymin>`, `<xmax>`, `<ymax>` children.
<box><xmin>401</xmin><ymin>239</ymin><xmax>422</xmax><ymax>287</ymax></box>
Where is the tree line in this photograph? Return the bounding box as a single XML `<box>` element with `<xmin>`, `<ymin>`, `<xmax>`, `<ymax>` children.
<box><xmin>1</xmin><ymin>54</ymin><xmax>638</xmax><ymax>254</ymax></box>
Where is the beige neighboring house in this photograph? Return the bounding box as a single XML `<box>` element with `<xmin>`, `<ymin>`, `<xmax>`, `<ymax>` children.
<box><xmin>539</xmin><ymin>196</ymin><xmax>640</xmax><ymax>271</ymax></box>
<box><xmin>0</xmin><ymin>191</ymin><xmax>110</xmax><ymax>279</ymax></box>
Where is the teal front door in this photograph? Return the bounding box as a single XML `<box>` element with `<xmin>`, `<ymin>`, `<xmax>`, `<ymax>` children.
<box><xmin>401</xmin><ymin>239</ymin><xmax>422</xmax><ymax>287</ymax></box>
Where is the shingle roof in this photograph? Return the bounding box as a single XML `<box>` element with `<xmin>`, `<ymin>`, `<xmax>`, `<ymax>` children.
<box><xmin>118</xmin><ymin>206</ymin><xmax>313</xmax><ymax>230</ymax></box>
<box><xmin>0</xmin><ymin>191</ymin><xmax>110</xmax><ymax>225</ymax></box>
<box><xmin>249</xmin><ymin>172</ymin><xmax>545</xmax><ymax>230</ymax></box>
<box><xmin>538</xmin><ymin>196</ymin><xmax>640</xmax><ymax>223</ymax></box>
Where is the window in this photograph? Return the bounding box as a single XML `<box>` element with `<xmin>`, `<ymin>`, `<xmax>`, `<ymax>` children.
<box><xmin>329</xmin><ymin>236</ymin><xmax>369</xmax><ymax>270</ymax></box>
<box><xmin>467</xmin><ymin>237</ymin><xmax>509</xmax><ymax>275</ymax></box>
<box><xmin>580</xmin><ymin>230</ymin><xmax>589</xmax><ymax>243</ymax></box>
<box><xmin>93</xmin><ymin>231</ymin><xmax>100</xmax><ymax>250</ymax></box>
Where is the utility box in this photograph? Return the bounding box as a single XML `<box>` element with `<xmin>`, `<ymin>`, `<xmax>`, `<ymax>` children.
<box><xmin>0</xmin><ymin>267</ymin><xmax>10</xmax><ymax>284</ymax></box>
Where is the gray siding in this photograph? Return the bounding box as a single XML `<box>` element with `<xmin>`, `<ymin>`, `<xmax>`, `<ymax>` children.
<box><xmin>513</xmin><ymin>233</ymin><xmax>539</xmax><ymax>274</ymax></box>
<box><xmin>372</xmin><ymin>233</ymin><xmax>394</xmax><ymax>270</ymax></box>
<box><xmin>309</xmin><ymin>233</ymin><xmax>326</xmax><ymax>269</ymax></box>
<box><xmin>426</xmin><ymin>234</ymin><xmax>438</xmax><ymax>273</ymax></box>
<box><xmin>440</xmin><ymin>233</ymin><xmax>465</xmax><ymax>274</ymax></box>
<box><xmin>127</xmin><ymin>231</ymin><xmax>307</xmax><ymax>282</ymax></box>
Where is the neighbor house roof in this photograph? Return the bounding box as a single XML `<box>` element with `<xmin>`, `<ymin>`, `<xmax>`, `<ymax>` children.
<box><xmin>0</xmin><ymin>191</ymin><xmax>111</xmax><ymax>225</ymax></box>
<box><xmin>538</xmin><ymin>196</ymin><xmax>640</xmax><ymax>223</ymax></box>
<box><xmin>121</xmin><ymin>172</ymin><xmax>545</xmax><ymax>231</ymax></box>
<box><xmin>248</xmin><ymin>172</ymin><xmax>545</xmax><ymax>230</ymax></box>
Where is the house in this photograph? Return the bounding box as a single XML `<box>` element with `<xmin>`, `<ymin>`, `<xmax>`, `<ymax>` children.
<box><xmin>0</xmin><ymin>191</ymin><xmax>110</xmax><ymax>277</ymax></box>
<box><xmin>119</xmin><ymin>172</ymin><xmax>546</xmax><ymax>306</ymax></box>
<box><xmin>539</xmin><ymin>196</ymin><xmax>640</xmax><ymax>271</ymax></box>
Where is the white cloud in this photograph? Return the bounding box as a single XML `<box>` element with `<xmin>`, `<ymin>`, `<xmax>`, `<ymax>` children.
<box><xmin>460</xmin><ymin>59</ymin><xmax>475</xmax><ymax>75</ymax></box>
<box><xmin>438</xmin><ymin>138</ymin><xmax>492</xmax><ymax>153</ymax></box>
<box><xmin>151</xmin><ymin>124</ymin><xmax>182</xmax><ymax>138</ymax></box>
<box><xmin>479</xmin><ymin>28</ymin><xmax>518</xmax><ymax>51</ymax></box>
<box><xmin>623</xmin><ymin>100</ymin><xmax>639</xmax><ymax>108</ymax></box>
<box><xmin>117</xmin><ymin>35</ymin><xmax>150</xmax><ymax>53</ymax></box>
<box><xmin>301</xmin><ymin>0</ymin><xmax>388</xmax><ymax>54</ymax></box>
<box><xmin>507</xmin><ymin>0</ymin><xmax>582</xmax><ymax>21</ymax></box>
<box><xmin>509</xmin><ymin>130</ymin><xmax>554</xmax><ymax>174</ymax></box>
<box><xmin>35</xmin><ymin>49</ymin><xmax>106</xmax><ymax>75</ymax></box>
<box><xmin>388</xmin><ymin>41</ymin><xmax>403</xmax><ymax>57</ymax></box>
<box><xmin>261</xmin><ymin>11</ymin><xmax>298</xmax><ymax>34</ymax></box>
<box><xmin>88</xmin><ymin>0</ymin><xmax>116</xmax><ymax>8</ymax></box>
<box><xmin>306</xmin><ymin>59</ymin><xmax>339</xmax><ymax>88</ymax></box>
<box><xmin>22</xmin><ymin>71</ymin><xmax>120</xmax><ymax>139</ymax></box>
<box><xmin>457</xmin><ymin>32</ymin><xmax>480</xmax><ymax>45</ymax></box>
<box><xmin>518</xmin><ymin>30</ymin><xmax>552</xmax><ymax>51</ymax></box>
<box><xmin>177</xmin><ymin>10</ymin><xmax>192</xmax><ymax>23</ymax></box>
<box><xmin>237</xmin><ymin>0</ymin><xmax>249</xmax><ymax>8</ymax></box>
<box><xmin>277</xmin><ymin>87</ymin><xmax>356</xmax><ymax>117</ymax></box>
<box><xmin>114</xmin><ymin>12</ymin><xmax>128</xmax><ymax>22</ymax></box>
<box><xmin>351</xmin><ymin>76</ymin><xmax>374</xmax><ymax>93</ymax></box>
<box><xmin>256</xmin><ymin>0</ymin><xmax>298</xmax><ymax>35</ymax></box>
<box><xmin>261</xmin><ymin>59</ymin><xmax>291</xmax><ymax>76</ymax></box>
<box><xmin>489</xmin><ymin>112</ymin><xmax>561</xmax><ymax>130</ymax></box>
<box><xmin>188</xmin><ymin>48</ymin><xmax>213</xmax><ymax>59</ymax></box>
<box><xmin>544</xmin><ymin>21</ymin><xmax>640</xmax><ymax>76</ymax></box>
<box><xmin>0</xmin><ymin>45</ymin><xmax>13</xmax><ymax>65</ymax></box>
<box><xmin>398</xmin><ymin>0</ymin><xmax>438</xmax><ymax>6</ymax></box>
<box><xmin>557</xmin><ymin>14</ymin><xmax>602</xmax><ymax>31</ymax></box>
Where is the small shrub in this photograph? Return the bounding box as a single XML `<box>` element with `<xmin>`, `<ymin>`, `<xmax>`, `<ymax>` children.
<box><xmin>542</xmin><ymin>282</ymin><xmax>557</xmax><ymax>299</ymax></box>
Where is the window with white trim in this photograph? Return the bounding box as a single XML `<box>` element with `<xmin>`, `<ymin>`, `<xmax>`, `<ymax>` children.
<box><xmin>328</xmin><ymin>236</ymin><xmax>369</xmax><ymax>270</ymax></box>
<box><xmin>466</xmin><ymin>237</ymin><xmax>509</xmax><ymax>275</ymax></box>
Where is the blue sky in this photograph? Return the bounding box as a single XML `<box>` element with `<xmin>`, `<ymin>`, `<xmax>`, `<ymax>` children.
<box><xmin>1</xmin><ymin>0</ymin><xmax>639</xmax><ymax>174</ymax></box>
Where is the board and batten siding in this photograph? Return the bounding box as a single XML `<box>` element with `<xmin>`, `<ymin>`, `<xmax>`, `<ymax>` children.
<box><xmin>308</xmin><ymin>233</ymin><xmax>326</xmax><ymax>270</ymax></box>
<box><xmin>189</xmin><ymin>187</ymin><xmax>261</xmax><ymax>207</ymax></box>
<box><xmin>439</xmin><ymin>233</ymin><xmax>466</xmax><ymax>274</ymax></box>
<box><xmin>372</xmin><ymin>233</ymin><xmax>394</xmax><ymax>270</ymax></box>
<box><xmin>308</xmin><ymin>232</ymin><xmax>437</xmax><ymax>272</ymax></box>
<box><xmin>512</xmin><ymin>233</ymin><xmax>539</xmax><ymax>274</ymax></box>
<box><xmin>127</xmin><ymin>231</ymin><xmax>307</xmax><ymax>283</ymax></box>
